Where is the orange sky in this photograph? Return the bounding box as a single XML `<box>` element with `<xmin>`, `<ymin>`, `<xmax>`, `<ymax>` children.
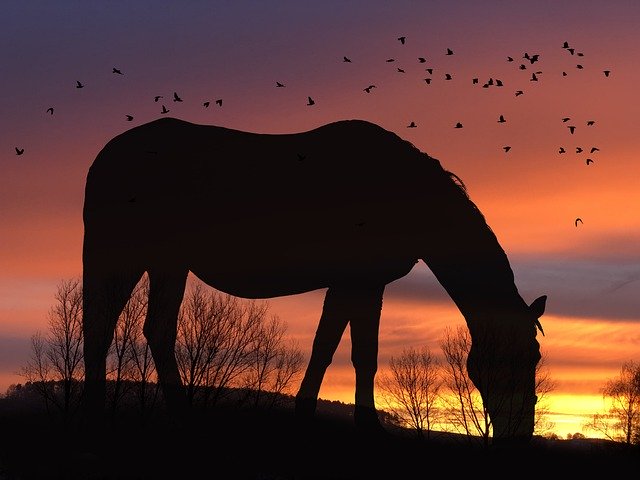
<box><xmin>1</xmin><ymin>1</ymin><xmax>639</xmax><ymax>439</ymax></box>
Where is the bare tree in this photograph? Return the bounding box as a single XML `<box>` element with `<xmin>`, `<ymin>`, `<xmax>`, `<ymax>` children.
<box><xmin>376</xmin><ymin>346</ymin><xmax>442</xmax><ymax>439</ymax></box>
<box><xmin>584</xmin><ymin>360</ymin><xmax>640</xmax><ymax>444</ymax></box>
<box><xmin>533</xmin><ymin>350</ymin><xmax>557</xmax><ymax>436</ymax></box>
<box><xmin>20</xmin><ymin>278</ymin><xmax>84</xmax><ymax>420</ymax></box>
<box><xmin>175</xmin><ymin>281</ymin><xmax>263</xmax><ymax>408</ymax></box>
<box><xmin>440</xmin><ymin>325</ymin><xmax>490</xmax><ymax>445</ymax></box>
<box><xmin>241</xmin><ymin>314</ymin><xmax>304</xmax><ymax>409</ymax></box>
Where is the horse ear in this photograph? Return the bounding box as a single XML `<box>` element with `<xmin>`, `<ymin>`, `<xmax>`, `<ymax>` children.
<box><xmin>529</xmin><ymin>295</ymin><xmax>547</xmax><ymax>318</ymax></box>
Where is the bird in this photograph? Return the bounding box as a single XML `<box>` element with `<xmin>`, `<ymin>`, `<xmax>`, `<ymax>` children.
<box><xmin>215</xmin><ymin>99</ymin><xmax>222</xmax><ymax>106</ymax></box>
<box><xmin>418</xmin><ymin>57</ymin><xmax>426</xmax><ymax>63</ymax></box>
<box><xmin>603</xmin><ymin>70</ymin><xmax>611</xmax><ymax>77</ymax></box>
<box><xmin>558</xmin><ymin>147</ymin><xmax>566</xmax><ymax>154</ymax></box>
<box><xmin>307</xmin><ymin>96</ymin><xmax>315</xmax><ymax>106</ymax></box>
<box><xmin>173</xmin><ymin>92</ymin><xmax>182</xmax><ymax>102</ymax></box>
<box><xmin>515</xmin><ymin>90</ymin><xmax>524</xmax><ymax>96</ymax></box>
<box><xmin>527</xmin><ymin>54</ymin><xmax>540</xmax><ymax>64</ymax></box>
<box><xmin>407</xmin><ymin>121</ymin><xmax>417</xmax><ymax>128</ymax></box>
<box><xmin>454</xmin><ymin>122</ymin><xmax>463</xmax><ymax>128</ymax></box>
<box><xmin>507</xmin><ymin>56</ymin><xmax>514</xmax><ymax>62</ymax></box>
<box><xmin>363</xmin><ymin>85</ymin><xmax>376</xmax><ymax>93</ymax></box>
<box><xmin>160</xmin><ymin>105</ymin><xmax>169</xmax><ymax>114</ymax></box>
<box><xmin>112</xmin><ymin>67</ymin><xmax>123</xmax><ymax>75</ymax></box>
<box><xmin>562</xmin><ymin>71</ymin><xmax>568</xmax><ymax>76</ymax></box>
<box><xmin>575</xmin><ymin>218</ymin><xmax>583</xmax><ymax>227</ymax></box>
<box><xmin>125</xmin><ymin>115</ymin><xmax>133</xmax><ymax>121</ymax></box>
<box><xmin>562</xmin><ymin>117</ymin><xmax>571</xmax><ymax>122</ymax></box>
<box><xmin>397</xmin><ymin>36</ymin><xmax>406</xmax><ymax>44</ymax></box>
<box><xmin>276</xmin><ymin>81</ymin><xmax>285</xmax><ymax>87</ymax></box>
<box><xmin>297</xmin><ymin>153</ymin><xmax>306</xmax><ymax>161</ymax></box>
<box><xmin>586</xmin><ymin>158</ymin><xmax>594</xmax><ymax>165</ymax></box>
<box><xmin>495</xmin><ymin>79</ymin><xmax>504</xmax><ymax>87</ymax></box>
<box><xmin>154</xmin><ymin>95</ymin><xmax>163</xmax><ymax>102</ymax></box>
<box><xmin>343</xmin><ymin>56</ymin><xmax>352</xmax><ymax>63</ymax></box>
<box><xmin>423</xmin><ymin>78</ymin><xmax>432</xmax><ymax>85</ymax></box>
<box><xmin>519</xmin><ymin>64</ymin><xmax>527</xmax><ymax>70</ymax></box>
<box><xmin>446</xmin><ymin>48</ymin><xmax>454</xmax><ymax>55</ymax></box>
<box><xmin>577</xmin><ymin>52</ymin><xmax>584</xmax><ymax>57</ymax></box>
<box><xmin>567</xmin><ymin>48</ymin><xmax>575</xmax><ymax>55</ymax></box>
<box><xmin>568</xmin><ymin>125</ymin><xmax>576</xmax><ymax>134</ymax></box>
<box><xmin>203</xmin><ymin>101</ymin><xmax>210</xmax><ymax>108</ymax></box>
<box><xmin>576</xmin><ymin>147</ymin><xmax>583</xmax><ymax>153</ymax></box>
<box><xmin>445</xmin><ymin>73</ymin><xmax>452</xmax><ymax>80</ymax></box>
<box><xmin>15</xmin><ymin>147</ymin><xmax>24</xmax><ymax>155</ymax></box>
<box><xmin>590</xmin><ymin>147</ymin><xmax>600</xmax><ymax>153</ymax></box>
<box><xmin>46</xmin><ymin>107</ymin><xmax>54</xmax><ymax>115</ymax></box>
<box><xmin>498</xmin><ymin>114</ymin><xmax>506</xmax><ymax>123</ymax></box>
<box><xmin>397</xmin><ymin>68</ymin><xmax>405</xmax><ymax>73</ymax></box>
<box><xmin>503</xmin><ymin>146</ymin><xmax>511</xmax><ymax>152</ymax></box>
<box><xmin>530</xmin><ymin>73</ymin><xmax>538</xmax><ymax>81</ymax></box>
<box><xmin>425</xmin><ymin>68</ymin><xmax>433</xmax><ymax>74</ymax></box>
<box><xmin>76</xmin><ymin>80</ymin><xmax>84</xmax><ymax>88</ymax></box>
<box><xmin>587</xmin><ymin>120</ymin><xmax>595</xmax><ymax>126</ymax></box>
<box><xmin>562</xmin><ymin>41</ymin><xmax>570</xmax><ymax>49</ymax></box>
<box><xmin>576</xmin><ymin>64</ymin><xmax>584</xmax><ymax>69</ymax></box>
<box><xmin>472</xmin><ymin>78</ymin><xmax>479</xmax><ymax>84</ymax></box>
<box><xmin>386</xmin><ymin>58</ymin><xmax>395</xmax><ymax>62</ymax></box>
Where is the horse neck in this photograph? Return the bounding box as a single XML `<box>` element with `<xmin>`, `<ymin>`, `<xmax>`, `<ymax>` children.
<box><xmin>420</xmin><ymin>181</ymin><xmax>525</xmax><ymax>319</ymax></box>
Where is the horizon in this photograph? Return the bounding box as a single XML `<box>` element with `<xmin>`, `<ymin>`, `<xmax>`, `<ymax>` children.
<box><xmin>1</xmin><ymin>1</ymin><xmax>639</xmax><ymax>443</ymax></box>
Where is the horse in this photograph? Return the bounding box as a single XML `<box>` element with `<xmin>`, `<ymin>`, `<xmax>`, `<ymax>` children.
<box><xmin>81</xmin><ymin>117</ymin><xmax>546</xmax><ymax>444</ymax></box>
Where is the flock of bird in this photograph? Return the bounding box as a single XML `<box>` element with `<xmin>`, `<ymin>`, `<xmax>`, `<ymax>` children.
<box><xmin>13</xmin><ymin>35</ymin><xmax>611</xmax><ymax>227</ymax></box>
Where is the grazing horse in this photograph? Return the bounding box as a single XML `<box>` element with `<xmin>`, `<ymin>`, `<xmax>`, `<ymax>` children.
<box><xmin>81</xmin><ymin>117</ymin><xmax>546</xmax><ymax>443</ymax></box>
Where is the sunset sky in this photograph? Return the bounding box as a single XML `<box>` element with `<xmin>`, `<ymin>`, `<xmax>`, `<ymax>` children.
<box><xmin>1</xmin><ymin>1</ymin><xmax>640</xmax><ymax>438</ymax></box>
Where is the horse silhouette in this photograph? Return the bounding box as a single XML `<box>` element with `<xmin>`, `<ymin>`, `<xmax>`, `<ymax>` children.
<box><xmin>81</xmin><ymin>117</ymin><xmax>546</xmax><ymax>444</ymax></box>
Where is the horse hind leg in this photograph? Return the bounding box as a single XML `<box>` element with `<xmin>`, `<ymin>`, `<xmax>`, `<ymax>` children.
<box><xmin>82</xmin><ymin>265</ymin><xmax>144</xmax><ymax>423</ymax></box>
<box><xmin>143</xmin><ymin>268</ymin><xmax>190</xmax><ymax>422</ymax></box>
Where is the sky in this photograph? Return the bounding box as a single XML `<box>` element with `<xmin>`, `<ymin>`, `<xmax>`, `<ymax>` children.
<box><xmin>1</xmin><ymin>0</ymin><xmax>640</xmax><ymax>439</ymax></box>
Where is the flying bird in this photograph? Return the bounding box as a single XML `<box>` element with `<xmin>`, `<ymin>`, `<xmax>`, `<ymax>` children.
<box><xmin>343</xmin><ymin>56</ymin><xmax>352</xmax><ymax>63</ymax></box>
<box><xmin>576</xmin><ymin>64</ymin><xmax>584</xmax><ymax>69</ymax></box>
<box><xmin>590</xmin><ymin>147</ymin><xmax>600</xmax><ymax>153</ymax></box>
<box><xmin>445</xmin><ymin>73</ymin><xmax>452</xmax><ymax>80</ymax></box>
<box><xmin>562</xmin><ymin>71</ymin><xmax>568</xmax><ymax>76</ymax></box>
<box><xmin>558</xmin><ymin>147</ymin><xmax>566</xmax><ymax>154</ymax></box>
<box><xmin>215</xmin><ymin>99</ymin><xmax>222</xmax><ymax>106</ymax></box>
<box><xmin>567</xmin><ymin>48</ymin><xmax>575</xmax><ymax>55</ymax></box>
<box><xmin>587</xmin><ymin>120</ymin><xmax>595</xmax><ymax>126</ymax></box>
<box><xmin>446</xmin><ymin>48</ymin><xmax>454</xmax><ymax>55</ymax></box>
<box><xmin>454</xmin><ymin>122</ymin><xmax>463</xmax><ymax>129</ymax></box>
<box><xmin>397</xmin><ymin>68</ymin><xmax>405</xmax><ymax>73</ymax></box>
<box><xmin>472</xmin><ymin>78</ymin><xmax>479</xmax><ymax>84</ymax></box>
<box><xmin>568</xmin><ymin>125</ymin><xmax>576</xmax><ymax>134</ymax></box>
<box><xmin>576</xmin><ymin>147</ymin><xmax>583</xmax><ymax>153</ymax></box>
<box><xmin>297</xmin><ymin>153</ymin><xmax>306</xmax><ymax>161</ymax></box>
<box><xmin>363</xmin><ymin>85</ymin><xmax>376</xmax><ymax>93</ymax></box>
<box><xmin>397</xmin><ymin>36</ymin><xmax>406</xmax><ymax>44</ymax></box>
<box><xmin>562</xmin><ymin>41</ymin><xmax>570</xmax><ymax>48</ymax></box>
<box><xmin>418</xmin><ymin>57</ymin><xmax>426</xmax><ymax>63</ymax></box>
<box><xmin>507</xmin><ymin>56</ymin><xmax>514</xmax><ymax>62</ymax></box>
<box><xmin>575</xmin><ymin>218</ymin><xmax>583</xmax><ymax>227</ymax></box>
<box><xmin>307</xmin><ymin>96</ymin><xmax>315</xmax><ymax>106</ymax></box>
<box><xmin>173</xmin><ymin>92</ymin><xmax>182</xmax><ymax>102</ymax></box>
<box><xmin>112</xmin><ymin>67</ymin><xmax>123</xmax><ymax>75</ymax></box>
<box><xmin>515</xmin><ymin>90</ymin><xmax>524</xmax><ymax>96</ymax></box>
<box><xmin>503</xmin><ymin>146</ymin><xmax>511</xmax><ymax>152</ymax></box>
<box><xmin>46</xmin><ymin>107</ymin><xmax>54</xmax><ymax>115</ymax></box>
<box><xmin>276</xmin><ymin>81</ymin><xmax>285</xmax><ymax>87</ymax></box>
<box><xmin>386</xmin><ymin>58</ymin><xmax>395</xmax><ymax>62</ymax></box>
<box><xmin>423</xmin><ymin>78</ymin><xmax>432</xmax><ymax>84</ymax></box>
<box><xmin>495</xmin><ymin>79</ymin><xmax>504</xmax><ymax>87</ymax></box>
<box><xmin>407</xmin><ymin>121</ymin><xmax>417</xmax><ymax>128</ymax></box>
<box><xmin>154</xmin><ymin>95</ymin><xmax>163</xmax><ymax>102</ymax></box>
<box><xmin>603</xmin><ymin>70</ymin><xmax>611</xmax><ymax>77</ymax></box>
<box><xmin>425</xmin><ymin>68</ymin><xmax>433</xmax><ymax>74</ymax></box>
<box><xmin>160</xmin><ymin>105</ymin><xmax>169</xmax><ymax>114</ymax></box>
<box><xmin>125</xmin><ymin>115</ymin><xmax>133</xmax><ymax>121</ymax></box>
<box><xmin>586</xmin><ymin>158</ymin><xmax>594</xmax><ymax>165</ymax></box>
<box><xmin>530</xmin><ymin>73</ymin><xmax>538</xmax><ymax>81</ymax></box>
<box><xmin>498</xmin><ymin>114</ymin><xmax>506</xmax><ymax>123</ymax></box>
<box><xmin>203</xmin><ymin>101</ymin><xmax>210</xmax><ymax>108</ymax></box>
<box><xmin>562</xmin><ymin>117</ymin><xmax>571</xmax><ymax>122</ymax></box>
<box><xmin>76</xmin><ymin>80</ymin><xmax>84</xmax><ymax>88</ymax></box>
<box><xmin>519</xmin><ymin>64</ymin><xmax>527</xmax><ymax>70</ymax></box>
<box><xmin>15</xmin><ymin>147</ymin><xmax>24</xmax><ymax>155</ymax></box>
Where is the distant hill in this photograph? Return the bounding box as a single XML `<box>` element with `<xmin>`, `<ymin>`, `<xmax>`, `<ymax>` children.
<box><xmin>0</xmin><ymin>383</ymin><xmax>638</xmax><ymax>478</ymax></box>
